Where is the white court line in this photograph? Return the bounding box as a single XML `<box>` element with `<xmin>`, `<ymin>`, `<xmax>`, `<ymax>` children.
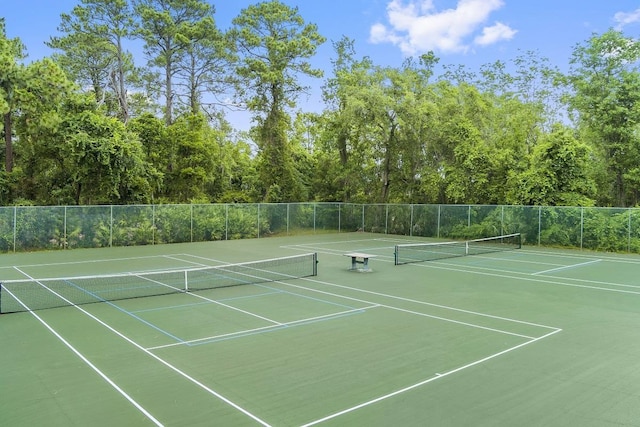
<box><xmin>148</xmin><ymin>279</ymin><xmax>540</xmax><ymax>348</ymax></box>
<box><xmin>147</xmin><ymin>305</ymin><xmax>379</xmax><ymax>351</ymax></box>
<box><xmin>377</xmin><ymin>304</ymin><xmax>537</xmax><ymax>339</ymax></box>
<box><xmin>162</xmin><ymin>254</ymin><xmax>208</xmax><ymax>267</ymax></box>
<box><xmin>415</xmin><ymin>258</ymin><xmax>640</xmax><ymax>294</ymax></box>
<box><xmin>520</xmin><ymin>248</ymin><xmax>640</xmax><ymax>265</ymax></box>
<box><xmin>290</xmin><ymin>277</ymin><xmax>559</xmax><ymax>332</ymax></box>
<box><xmin>184</xmin><ymin>251</ymin><xmax>560</xmax><ymax>332</ymax></box>
<box><xmin>291</xmin><ymin>244</ymin><xmax>640</xmax><ymax>295</ymax></box>
<box><xmin>6</xmin><ymin>254</ymin><xmax>179</xmax><ymax>269</ymax></box>
<box><xmin>170</xmin><ymin>253</ymin><xmax>563</xmax><ymax>426</ymax></box>
<box><xmin>10</xmin><ymin>268</ymin><xmax>273</xmax><ymax>427</ymax></box>
<box><xmin>184</xmin><ymin>291</ymin><xmax>284</xmax><ymax>326</ymax></box>
<box><xmin>301</xmin><ymin>328</ymin><xmax>562</xmax><ymax>426</ymax></box>
<box><xmin>281</xmin><ymin>236</ymin><xmax>391</xmax><ymax>247</ymax></box>
<box><xmin>532</xmin><ymin>259</ymin><xmax>602</xmax><ymax>276</ymax></box>
<box><xmin>10</xmin><ymin>269</ymin><xmax>163</xmax><ymax>426</ymax></box>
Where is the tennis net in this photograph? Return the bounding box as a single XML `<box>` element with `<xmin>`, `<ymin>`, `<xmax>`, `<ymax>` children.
<box><xmin>0</xmin><ymin>252</ymin><xmax>318</xmax><ymax>314</ymax></box>
<box><xmin>394</xmin><ymin>233</ymin><xmax>521</xmax><ymax>265</ymax></box>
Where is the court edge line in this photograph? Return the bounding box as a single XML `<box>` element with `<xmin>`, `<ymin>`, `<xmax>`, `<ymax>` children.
<box><xmin>185</xmin><ymin>290</ymin><xmax>284</xmax><ymax>326</ymax></box>
<box><xmin>5</xmin><ymin>274</ymin><xmax>164</xmax><ymax>427</ymax></box>
<box><xmin>521</xmin><ymin>248</ymin><xmax>640</xmax><ymax>265</ymax></box>
<box><xmin>180</xmin><ymin>254</ymin><xmax>559</xmax><ymax>334</ymax></box>
<box><xmin>62</xmin><ymin>278</ymin><xmax>186</xmax><ymax>344</ymax></box>
<box><xmin>300</xmin><ymin>267</ymin><xmax>558</xmax><ymax>331</ymax></box>
<box><xmin>532</xmin><ymin>259</ymin><xmax>602</xmax><ymax>276</ymax></box>
<box><xmin>300</xmin><ymin>328</ymin><xmax>563</xmax><ymax>427</ymax></box>
<box><xmin>423</xmin><ymin>259</ymin><xmax>640</xmax><ymax>295</ymax></box>
<box><xmin>154</xmin><ymin>254</ymin><xmax>563</xmax><ymax>425</ymax></box>
<box><xmin>5</xmin><ymin>254</ymin><xmax>189</xmax><ymax>269</ymax></box>
<box><xmin>146</xmin><ymin>305</ymin><xmax>380</xmax><ymax>351</ymax></box>
<box><xmin>278</xmin><ymin>279</ymin><xmax>541</xmax><ymax>340</ymax></box>
<box><xmin>285</xmin><ymin>237</ymin><xmax>640</xmax><ymax>266</ymax></box>
<box><xmin>11</xmin><ymin>267</ymin><xmax>273</xmax><ymax>427</ymax></box>
<box><xmin>295</xmin><ymin>246</ymin><xmax>640</xmax><ymax>295</ymax></box>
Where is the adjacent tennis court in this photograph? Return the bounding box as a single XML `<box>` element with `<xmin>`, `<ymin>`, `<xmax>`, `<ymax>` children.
<box><xmin>2</xmin><ymin>232</ymin><xmax>639</xmax><ymax>426</ymax></box>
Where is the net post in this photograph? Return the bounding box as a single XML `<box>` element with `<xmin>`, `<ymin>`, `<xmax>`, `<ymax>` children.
<box><xmin>465</xmin><ymin>241</ymin><xmax>469</xmax><ymax>255</ymax></box>
<box><xmin>313</xmin><ymin>253</ymin><xmax>318</xmax><ymax>276</ymax></box>
<box><xmin>184</xmin><ymin>270</ymin><xmax>189</xmax><ymax>292</ymax></box>
<box><xmin>394</xmin><ymin>246</ymin><xmax>399</xmax><ymax>265</ymax></box>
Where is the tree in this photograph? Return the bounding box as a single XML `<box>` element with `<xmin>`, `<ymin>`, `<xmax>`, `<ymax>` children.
<box><xmin>0</xmin><ymin>18</ymin><xmax>25</xmax><ymax>174</ymax></box>
<box><xmin>126</xmin><ymin>112</ymin><xmax>168</xmax><ymax>197</ymax></box>
<box><xmin>230</xmin><ymin>0</ymin><xmax>325</xmax><ymax>201</ymax></box>
<box><xmin>12</xmin><ymin>68</ymin><xmax>156</xmax><ymax>206</ymax></box>
<box><xmin>317</xmin><ymin>37</ymin><xmax>367</xmax><ymax>202</ymax></box>
<box><xmin>48</xmin><ymin>0</ymin><xmax>137</xmax><ymax>122</ymax></box>
<box><xmin>11</xmin><ymin>59</ymin><xmax>75</xmax><ymax>203</ymax></box>
<box><xmin>134</xmin><ymin>0</ymin><xmax>216</xmax><ymax>125</ymax></box>
<box><xmin>427</xmin><ymin>81</ymin><xmax>496</xmax><ymax>204</ymax></box>
<box><xmin>320</xmin><ymin>50</ymin><xmax>440</xmax><ymax>203</ymax></box>
<box><xmin>62</xmin><ymin>109</ymin><xmax>156</xmax><ymax>204</ymax></box>
<box><xmin>506</xmin><ymin>125</ymin><xmax>596</xmax><ymax>206</ymax></box>
<box><xmin>164</xmin><ymin>113</ymin><xmax>219</xmax><ymax>202</ymax></box>
<box><xmin>172</xmin><ymin>8</ymin><xmax>232</xmax><ymax>117</ymax></box>
<box><xmin>566</xmin><ymin>29</ymin><xmax>640</xmax><ymax>206</ymax></box>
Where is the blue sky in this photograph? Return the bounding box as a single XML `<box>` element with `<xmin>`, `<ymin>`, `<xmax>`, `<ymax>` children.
<box><xmin>4</xmin><ymin>0</ymin><xmax>640</xmax><ymax>128</ymax></box>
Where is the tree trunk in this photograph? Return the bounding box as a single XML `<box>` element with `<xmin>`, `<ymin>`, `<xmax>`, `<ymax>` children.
<box><xmin>4</xmin><ymin>112</ymin><xmax>12</xmax><ymax>173</ymax></box>
<box><xmin>117</xmin><ymin>35</ymin><xmax>129</xmax><ymax>123</ymax></box>
<box><xmin>165</xmin><ymin>60</ymin><xmax>173</xmax><ymax>125</ymax></box>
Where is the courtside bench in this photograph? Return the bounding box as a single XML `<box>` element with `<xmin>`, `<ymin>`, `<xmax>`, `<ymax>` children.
<box><xmin>343</xmin><ymin>252</ymin><xmax>376</xmax><ymax>271</ymax></box>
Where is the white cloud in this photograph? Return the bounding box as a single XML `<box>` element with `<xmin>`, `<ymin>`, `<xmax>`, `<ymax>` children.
<box><xmin>369</xmin><ymin>0</ymin><xmax>516</xmax><ymax>55</ymax></box>
<box><xmin>474</xmin><ymin>22</ymin><xmax>517</xmax><ymax>46</ymax></box>
<box><xmin>614</xmin><ymin>8</ymin><xmax>640</xmax><ymax>30</ymax></box>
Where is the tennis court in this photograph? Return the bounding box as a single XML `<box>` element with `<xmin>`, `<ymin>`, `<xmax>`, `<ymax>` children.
<box><xmin>1</xmin><ymin>232</ymin><xmax>639</xmax><ymax>426</ymax></box>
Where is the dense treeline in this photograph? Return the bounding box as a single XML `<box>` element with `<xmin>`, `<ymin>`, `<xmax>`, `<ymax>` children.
<box><xmin>2</xmin><ymin>1</ymin><xmax>640</xmax><ymax>207</ymax></box>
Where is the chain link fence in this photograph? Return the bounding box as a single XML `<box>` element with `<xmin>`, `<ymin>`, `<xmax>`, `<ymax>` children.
<box><xmin>1</xmin><ymin>203</ymin><xmax>639</xmax><ymax>254</ymax></box>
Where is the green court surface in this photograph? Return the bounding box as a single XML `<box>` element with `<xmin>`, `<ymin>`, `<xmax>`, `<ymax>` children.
<box><xmin>1</xmin><ymin>233</ymin><xmax>639</xmax><ymax>426</ymax></box>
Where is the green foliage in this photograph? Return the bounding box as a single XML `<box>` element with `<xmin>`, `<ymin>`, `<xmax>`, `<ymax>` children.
<box><xmin>566</xmin><ymin>29</ymin><xmax>640</xmax><ymax>206</ymax></box>
<box><xmin>231</xmin><ymin>1</ymin><xmax>325</xmax><ymax>202</ymax></box>
<box><xmin>0</xmin><ymin>18</ymin><xmax>25</xmax><ymax>114</ymax></box>
<box><xmin>506</xmin><ymin>125</ymin><xmax>596</xmax><ymax>206</ymax></box>
<box><xmin>47</xmin><ymin>0</ymin><xmax>137</xmax><ymax>122</ymax></box>
<box><xmin>163</xmin><ymin>113</ymin><xmax>219</xmax><ymax>202</ymax></box>
<box><xmin>4</xmin><ymin>10</ymin><xmax>640</xmax><ymax>211</ymax></box>
<box><xmin>61</xmin><ymin>107</ymin><xmax>156</xmax><ymax>204</ymax></box>
<box><xmin>135</xmin><ymin>0</ymin><xmax>217</xmax><ymax>124</ymax></box>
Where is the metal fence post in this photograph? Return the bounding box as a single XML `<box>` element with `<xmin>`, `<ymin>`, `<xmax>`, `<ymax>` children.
<box><xmin>385</xmin><ymin>204</ymin><xmax>389</xmax><ymax>234</ymax></box>
<box><xmin>628</xmin><ymin>208</ymin><xmax>632</xmax><ymax>253</ymax></box>
<box><xmin>538</xmin><ymin>206</ymin><xmax>541</xmax><ymax>246</ymax></box>
<box><xmin>13</xmin><ymin>206</ymin><xmax>17</xmax><ymax>253</ymax></box>
<box><xmin>110</xmin><ymin>205</ymin><xmax>113</xmax><ymax>247</ymax></box>
<box><xmin>410</xmin><ymin>204</ymin><xmax>414</xmax><ymax>236</ymax></box>
<box><xmin>64</xmin><ymin>206</ymin><xmax>67</xmax><ymax>249</ymax></box>
<box><xmin>580</xmin><ymin>207</ymin><xmax>584</xmax><ymax>250</ymax></box>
